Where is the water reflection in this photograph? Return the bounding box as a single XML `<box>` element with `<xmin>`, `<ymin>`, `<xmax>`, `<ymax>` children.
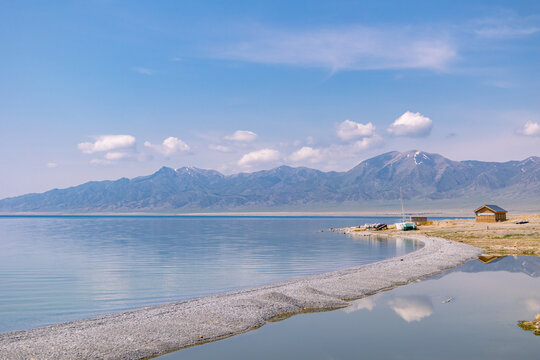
<box><xmin>343</xmin><ymin>296</ymin><xmax>377</xmax><ymax>313</ymax></box>
<box><xmin>0</xmin><ymin>216</ymin><xmax>416</xmax><ymax>333</ymax></box>
<box><xmin>523</xmin><ymin>298</ymin><xmax>540</xmax><ymax>312</ymax></box>
<box><xmin>454</xmin><ymin>255</ymin><xmax>540</xmax><ymax>277</ymax></box>
<box><xmin>161</xmin><ymin>256</ymin><xmax>540</xmax><ymax>360</ymax></box>
<box><xmin>387</xmin><ymin>296</ymin><xmax>434</xmax><ymax>322</ymax></box>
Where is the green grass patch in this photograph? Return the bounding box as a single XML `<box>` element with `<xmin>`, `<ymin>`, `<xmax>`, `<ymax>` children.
<box><xmin>518</xmin><ymin>321</ymin><xmax>540</xmax><ymax>336</ymax></box>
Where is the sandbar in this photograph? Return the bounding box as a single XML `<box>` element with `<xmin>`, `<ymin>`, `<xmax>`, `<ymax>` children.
<box><xmin>0</xmin><ymin>234</ymin><xmax>482</xmax><ymax>360</ymax></box>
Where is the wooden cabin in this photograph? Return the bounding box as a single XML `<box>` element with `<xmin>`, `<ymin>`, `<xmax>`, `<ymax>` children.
<box><xmin>474</xmin><ymin>204</ymin><xmax>507</xmax><ymax>223</ymax></box>
<box><xmin>410</xmin><ymin>216</ymin><xmax>428</xmax><ymax>225</ymax></box>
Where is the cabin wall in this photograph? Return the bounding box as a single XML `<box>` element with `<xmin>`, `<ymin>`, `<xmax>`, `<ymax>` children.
<box><xmin>410</xmin><ymin>216</ymin><xmax>428</xmax><ymax>225</ymax></box>
<box><xmin>476</xmin><ymin>214</ymin><xmax>496</xmax><ymax>223</ymax></box>
<box><xmin>475</xmin><ymin>213</ymin><xmax>506</xmax><ymax>222</ymax></box>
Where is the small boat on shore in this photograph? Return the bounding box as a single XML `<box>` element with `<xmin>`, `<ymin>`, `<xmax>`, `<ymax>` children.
<box><xmin>395</xmin><ymin>188</ymin><xmax>417</xmax><ymax>231</ymax></box>
<box><xmin>363</xmin><ymin>223</ymin><xmax>388</xmax><ymax>231</ymax></box>
<box><xmin>395</xmin><ymin>221</ymin><xmax>417</xmax><ymax>231</ymax></box>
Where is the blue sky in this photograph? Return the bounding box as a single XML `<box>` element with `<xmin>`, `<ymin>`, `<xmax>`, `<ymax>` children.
<box><xmin>1</xmin><ymin>0</ymin><xmax>540</xmax><ymax>198</ymax></box>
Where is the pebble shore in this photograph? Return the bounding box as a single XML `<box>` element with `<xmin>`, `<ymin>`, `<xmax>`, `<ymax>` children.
<box><xmin>0</xmin><ymin>232</ymin><xmax>482</xmax><ymax>360</ymax></box>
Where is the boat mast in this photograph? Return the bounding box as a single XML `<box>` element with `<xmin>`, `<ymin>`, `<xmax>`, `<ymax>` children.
<box><xmin>400</xmin><ymin>187</ymin><xmax>405</xmax><ymax>222</ymax></box>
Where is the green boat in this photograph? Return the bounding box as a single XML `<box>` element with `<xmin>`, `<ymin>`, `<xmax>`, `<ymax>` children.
<box><xmin>395</xmin><ymin>221</ymin><xmax>417</xmax><ymax>231</ymax></box>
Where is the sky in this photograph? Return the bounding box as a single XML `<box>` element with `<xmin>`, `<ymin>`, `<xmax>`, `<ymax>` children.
<box><xmin>1</xmin><ymin>0</ymin><xmax>540</xmax><ymax>198</ymax></box>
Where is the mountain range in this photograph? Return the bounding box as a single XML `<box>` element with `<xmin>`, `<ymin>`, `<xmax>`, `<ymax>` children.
<box><xmin>1</xmin><ymin>150</ymin><xmax>539</xmax><ymax>213</ymax></box>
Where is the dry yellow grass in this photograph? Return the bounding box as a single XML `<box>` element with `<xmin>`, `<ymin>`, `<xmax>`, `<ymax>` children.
<box><xmin>364</xmin><ymin>215</ymin><xmax>540</xmax><ymax>256</ymax></box>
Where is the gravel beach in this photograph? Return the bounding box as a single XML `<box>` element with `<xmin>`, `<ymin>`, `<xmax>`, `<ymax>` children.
<box><xmin>0</xmin><ymin>233</ymin><xmax>482</xmax><ymax>360</ymax></box>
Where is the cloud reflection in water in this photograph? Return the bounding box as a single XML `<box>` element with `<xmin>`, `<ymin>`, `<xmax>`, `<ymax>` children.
<box><xmin>344</xmin><ymin>296</ymin><xmax>377</xmax><ymax>313</ymax></box>
<box><xmin>388</xmin><ymin>295</ymin><xmax>434</xmax><ymax>322</ymax></box>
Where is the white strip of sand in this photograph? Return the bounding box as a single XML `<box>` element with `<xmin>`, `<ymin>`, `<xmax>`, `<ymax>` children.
<box><xmin>0</xmin><ymin>234</ymin><xmax>482</xmax><ymax>360</ymax></box>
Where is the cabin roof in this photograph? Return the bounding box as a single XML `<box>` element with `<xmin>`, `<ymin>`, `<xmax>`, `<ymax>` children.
<box><xmin>474</xmin><ymin>204</ymin><xmax>508</xmax><ymax>214</ymax></box>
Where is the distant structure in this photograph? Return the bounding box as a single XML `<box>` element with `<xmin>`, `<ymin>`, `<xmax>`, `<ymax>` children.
<box><xmin>410</xmin><ymin>216</ymin><xmax>428</xmax><ymax>225</ymax></box>
<box><xmin>474</xmin><ymin>204</ymin><xmax>507</xmax><ymax>223</ymax></box>
<box><xmin>477</xmin><ymin>255</ymin><xmax>507</xmax><ymax>264</ymax></box>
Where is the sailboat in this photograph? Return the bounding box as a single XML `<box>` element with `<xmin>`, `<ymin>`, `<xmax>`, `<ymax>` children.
<box><xmin>395</xmin><ymin>188</ymin><xmax>417</xmax><ymax>231</ymax></box>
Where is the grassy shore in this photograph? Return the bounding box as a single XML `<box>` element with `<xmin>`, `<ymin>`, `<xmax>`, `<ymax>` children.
<box><xmin>356</xmin><ymin>214</ymin><xmax>540</xmax><ymax>256</ymax></box>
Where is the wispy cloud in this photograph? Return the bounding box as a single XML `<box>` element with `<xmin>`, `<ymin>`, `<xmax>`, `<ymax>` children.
<box><xmin>212</xmin><ymin>25</ymin><xmax>456</xmax><ymax>72</ymax></box>
<box><xmin>472</xmin><ymin>15</ymin><xmax>540</xmax><ymax>38</ymax></box>
<box><xmin>132</xmin><ymin>67</ymin><xmax>155</xmax><ymax>75</ymax></box>
<box><xmin>90</xmin><ymin>158</ymin><xmax>114</xmax><ymax>165</ymax></box>
<box><xmin>46</xmin><ymin>162</ymin><xmax>57</xmax><ymax>168</ymax></box>
<box><xmin>225</xmin><ymin>130</ymin><xmax>258</xmax><ymax>142</ymax></box>
<box><xmin>475</xmin><ymin>26</ymin><xmax>539</xmax><ymax>38</ymax></box>
<box><xmin>352</xmin><ymin>134</ymin><xmax>383</xmax><ymax>150</ymax></box>
<box><xmin>209</xmin><ymin>144</ymin><xmax>232</xmax><ymax>152</ymax></box>
<box><xmin>104</xmin><ymin>152</ymin><xmax>131</xmax><ymax>160</ymax></box>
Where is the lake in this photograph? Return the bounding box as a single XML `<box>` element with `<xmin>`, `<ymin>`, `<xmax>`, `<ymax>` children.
<box><xmin>0</xmin><ymin>215</ymin><xmax>417</xmax><ymax>333</ymax></box>
<box><xmin>161</xmin><ymin>255</ymin><xmax>540</xmax><ymax>360</ymax></box>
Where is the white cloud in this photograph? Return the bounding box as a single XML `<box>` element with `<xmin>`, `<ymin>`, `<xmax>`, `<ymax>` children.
<box><xmin>289</xmin><ymin>146</ymin><xmax>322</xmax><ymax>162</ymax></box>
<box><xmin>209</xmin><ymin>144</ymin><xmax>232</xmax><ymax>152</ymax></box>
<box><xmin>78</xmin><ymin>135</ymin><xmax>136</xmax><ymax>154</ymax></box>
<box><xmin>133</xmin><ymin>67</ymin><xmax>154</xmax><ymax>75</ymax></box>
<box><xmin>353</xmin><ymin>134</ymin><xmax>383</xmax><ymax>150</ymax></box>
<box><xmin>144</xmin><ymin>137</ymin><xmax>191</xmax><ymax>156</ymax></box>
<box><xmin>46</xmin><ymin>162</ymin><xmax>57</xmax><ymax>168</ymax></box>
<box><xmin>337</xmin><ymin>120</ymin><xmax>375</xmax><ymax>141</ymax></box>
<box><xmin>225</xmin><ymin>130</ymin><xmax>258</xmax><ymax>142</ymax></box>
<box><xmin>238</xmin><ymin>148</ymin><xmax>280</xmax><ymax>166</ymax></box>
<box><xmin>104</xmin><ymin>152</ymin><xmax>130</xmax><ymax>160</ymax></box>
<box><xmin>388</xmin><ymin>296</ymin><xmax>434</xmax><ymax>323</ymax></box>
<box><xmin>387</xmin><ymin>111</ymin><xmax>433</xmax><ymax>137</ymax></box>
<box><xmin>516</xmin><ymin>121</ymin><xmax>540</xmax><ymax>136</ymax></box>
<box><xmin>213</xmin><ymin>25</ymin><xmax>456</xmax><ymax>72</ymax></box>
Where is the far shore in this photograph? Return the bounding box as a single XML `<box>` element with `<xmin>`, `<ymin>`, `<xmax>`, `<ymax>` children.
<box><xmin>0</xmin><ymin>210</ymin><xmax>510</xmax><ymax>217</ymax></box>
<box><xmin>0</xmin><ymin>211</ymin><xmax>472</xmax><ymax>217</ymax></box>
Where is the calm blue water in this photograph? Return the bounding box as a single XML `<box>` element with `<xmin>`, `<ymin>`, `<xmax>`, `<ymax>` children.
<box><xmin>0</xmin><ymin>216</ymin><xmax>418</xmax><ymax>333</ymax></box>
<box><xmin>162</xmin><ymin>256</ymin><xmax>540</xmax><ymax>360</ymax></box>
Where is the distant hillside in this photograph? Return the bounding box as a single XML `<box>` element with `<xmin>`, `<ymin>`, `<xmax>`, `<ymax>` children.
<box><xmin>1</xmin><ymin>150</ymin><xmax>539</xmax><ymax>212</ymax></box>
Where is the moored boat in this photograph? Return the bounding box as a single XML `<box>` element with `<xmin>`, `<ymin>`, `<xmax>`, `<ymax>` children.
<box><xmin>395</xmin><ymin>221</ymin><xmax>417</xmax><ymax>231</ymax></box>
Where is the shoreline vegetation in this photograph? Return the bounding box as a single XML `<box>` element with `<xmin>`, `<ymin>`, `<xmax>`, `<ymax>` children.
<box><xmin>351</xmin><ymin>214</ymin><xmax>540</xmax><ymax>256</ymax></box>
<box><xmin>0</xmin><ymin>234</ymin><xmax>482</xmax><ymax>360</ymax></box>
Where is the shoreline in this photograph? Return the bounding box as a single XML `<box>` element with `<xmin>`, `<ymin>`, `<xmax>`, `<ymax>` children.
<box><xmin>0</xmin><ymin>233</ymin><xmax>482</xmax><ymax>360</ymax></box>
<box><xmin>361</xmin><ymin>215</ymin><xmax>540</xmax><ymax>256</ymax></box>
<box><xmin>0</xmin><ymin>211</ymin><xmax>479</xmax><ymax>217</ymax></box>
